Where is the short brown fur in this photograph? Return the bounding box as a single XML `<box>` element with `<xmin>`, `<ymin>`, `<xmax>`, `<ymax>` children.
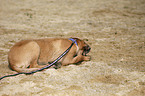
<box><xmin>8</xmin><ymin>38</ymin><xmax>91</xmax><ymax>73</ymax></box>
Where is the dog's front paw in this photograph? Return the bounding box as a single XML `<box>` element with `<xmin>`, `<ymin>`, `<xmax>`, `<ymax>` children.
<box><xmin>83</xmin><ymin>56</ymin><xmax>91</xmax><ymax>61</ymax></box>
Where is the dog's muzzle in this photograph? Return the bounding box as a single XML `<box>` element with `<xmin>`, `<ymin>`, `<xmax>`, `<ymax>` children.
<box><xmin>82</xmin><ymin>45</ymin><xmax>91</xmax><ymax>56</ymax></box>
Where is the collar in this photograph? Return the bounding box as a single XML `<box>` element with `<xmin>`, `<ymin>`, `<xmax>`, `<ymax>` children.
<box><xmin>69</xmin><ymin>38</ymin><xmax>78</xmax><ymax>46</ymax></box>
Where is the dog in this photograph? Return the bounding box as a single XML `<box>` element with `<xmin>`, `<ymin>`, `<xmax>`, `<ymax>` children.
<box><xmin>8</xmin><ymin>38</ymin><xmax>91</xmax><ymax>73</ymax></box>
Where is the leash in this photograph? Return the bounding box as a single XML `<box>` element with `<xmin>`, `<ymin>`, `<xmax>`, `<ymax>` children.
<box><xmin>0</xmin><ymin>39</ymin><xmax>76</xmax><ymax>80</ymax></box>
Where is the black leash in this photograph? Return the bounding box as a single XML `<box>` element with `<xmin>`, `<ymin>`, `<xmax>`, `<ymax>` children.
<box><xmin>0</xmin><ymin>41</ymin><xmax>75</xmax><ymax>80</ymax></box>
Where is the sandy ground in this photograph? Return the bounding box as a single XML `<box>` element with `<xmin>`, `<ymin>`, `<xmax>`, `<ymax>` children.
<box><xmin>0</xmin><ymin>0</ymin><xmax>145</xmax><ymax>96</ymax></box>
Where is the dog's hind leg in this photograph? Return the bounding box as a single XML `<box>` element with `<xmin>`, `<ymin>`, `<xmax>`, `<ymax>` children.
<box><xmin>53</xmin><ymin>62</ymin><xmax>62</xmax><ymax>69</ymax></box>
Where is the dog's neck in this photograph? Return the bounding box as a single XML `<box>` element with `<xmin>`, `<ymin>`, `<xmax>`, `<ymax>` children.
<box><xmin>69</xmin><ymin>38</ymin><xmax>79</xmax><ymax>53</ymax></box>
<box><xmin>69</xmin><ymin>38</ymin><xmax>78</xmax><ymax>46</ymax></box>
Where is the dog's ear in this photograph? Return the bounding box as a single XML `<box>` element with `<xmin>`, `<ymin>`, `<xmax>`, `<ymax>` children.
<box><xmin>72</xmin><ymin>38</ymin><xmax>82</xmax><ymax>44</ymax></box>
<box><xmin>71</xmin><ymin>37</ymin><xmax>79</xmax><ymax>41</ymax></box>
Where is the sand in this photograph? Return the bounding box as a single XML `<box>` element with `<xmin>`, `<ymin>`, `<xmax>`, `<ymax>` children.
<box><xmin>0</xmin><ymin>0</ymin><xmax>145</xmax><ymax>96</ymax></box>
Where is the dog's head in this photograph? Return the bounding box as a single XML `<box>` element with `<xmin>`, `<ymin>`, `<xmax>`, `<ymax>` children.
<box><xmin>72</xmin><ymin>38</ymin><xmax>91</xmax><ymax>56</ymax></box>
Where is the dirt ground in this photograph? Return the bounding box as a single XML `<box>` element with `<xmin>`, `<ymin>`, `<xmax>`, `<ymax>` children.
<box><xmin>0</xmin><ymin>0</ymin><xmax>145</xmax><ymax>96</ymax></box>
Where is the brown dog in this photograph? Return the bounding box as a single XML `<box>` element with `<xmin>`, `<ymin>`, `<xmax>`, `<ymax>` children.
<box><xmin>8</xmin><ymin>38</ymin><xmax>91</xmax><ymax>73</ymax></box>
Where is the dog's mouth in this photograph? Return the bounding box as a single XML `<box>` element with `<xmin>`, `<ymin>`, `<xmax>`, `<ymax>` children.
<box><xmin>82</xmin><ymin>46</ymin><xmax>91</xmax><ymax>56</ymax></box>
